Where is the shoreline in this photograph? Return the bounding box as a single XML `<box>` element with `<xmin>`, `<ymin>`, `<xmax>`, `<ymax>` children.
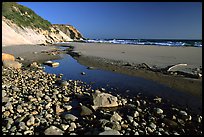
<box><xmin>69</xmin><ymin>42</ymin><xmax>202</xmax><ymax>98</ymax></box>
<box><xmin>2</xmin><ymin>44</ymin><xmax>202</xmax><ymax>135</ymax></box>
<box><xmin>2</xmin><ymin>44</ymin><xmax>62</xmax><ymax>65</ymax></box>
<box><xmin>2</xmin><ymin>65</ymin><xmax>202</xmax><ymax>135</ymax></box>
<box><xmin>74</xmin><ymin>55</ymin><xmax>202</xmax><ymax>99</ymax></box>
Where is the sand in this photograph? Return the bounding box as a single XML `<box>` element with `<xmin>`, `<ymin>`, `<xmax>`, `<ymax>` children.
<box><xmin>68</xmin><ymin>42</ymin><xmax>202</xmax><ymax>98</ymax></box>
<box><xmin>2</xmin><ymin>44</ymin><xmax>62</xmax><ymax>65</ymax></box>
<box><xmin>70</xmin><ymin>42</ymin><xmax>202</xmax><ymax>68</ymax></box>
<box><xmin>2</xmin><ymin>43</ymin><xmax>202</xmax><ymax>98</ymax></box>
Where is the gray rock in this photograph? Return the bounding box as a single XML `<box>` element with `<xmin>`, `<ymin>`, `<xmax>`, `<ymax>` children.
<box><xmin>60</xmin><ymin>81</ymin><xmax>68</xmax><ymax>87</ymax></box>
<box><xmin>156</xmin><ymin>108</ymin><xmax>163</xmax><ymax>114</ymax></box>
<box><xmin>149</xmin><ymin>122</ymin><xmax>157</xmax><ymax>129</ymax></box>
<box><xmin>63</xmin><ymin>114</ymin><xmax>78</xmax><ymax>121</ymax></box>
<box><xmin>81</xmin><ymin>72</ymin><xmax>86</xmax><ymax>75</ymax></box>
<box><xmin>17</xmin><ymin>57</ymin><xmax>24</xmax><ymax>61</ymax></box>
<box><xmin>63</xmin><ymin>96</ymin><xmax>70</xmax><ymax>102</ymax></box>
<box><xmin>111</xmin><ymin>122</ymin><xmax>121</xmax><ymax>131</ymax></box>
<box><xmin>2</xmin><ymin>90</ymin><xmax>7</xmax><ymax>97</ymax></box>
<box><xmin>44</xmin><ymin>61</ymin><xmax>59</xmax><ymax>67</ymax></box>
<box><xmin>68</xmin><ymin>122</ymin><xmax>77</xmax><ymax>132</ymax></box>
<box><xmin>99</xmin><ymin>119</ymin><xmax>110</xmax><ymax>127</ymax></box>
<box><xmin>44</xmin><ymin>126</ymin><xmax>64</xmax><ymax>135</ymax></box>
<box><xmin>60</xmin><ymin>124</ymin><xmax>69</xmax><ymax>131</ymax></box>
<box><xmin>133</xmin><ymin>111</ymin><xmax>139</xmax><ymax>118</ymax></box>
<box><xmin>17</xmin><ymin>105</ymin><xmax>24</xmax><ymax>113</ymax></box>
<box><xmin>153</xmin><ymin>97</ymin><xmax>162</xmax><ymax>103</ymax></box>
<box><xmin>110</xmin><ymin>112</ymin><xmax>122</xmax><ymax>122</ymax></box>
<box><xmin>80</xmin><ymin>105</ymin><xmax>93</xmax><ymax>116</ymax></box>
<box><xmin>179</xmin><ymin>110</ymin><xmax>188</xmax><ymax>116</ymax></box>
<box><xmin>163</xmin><ymin>118</ymin><xmax>178</xmax><ymax>128</ymax></box>
<box><xmin>134</xmin><ymin>131</ymin><xmax>139</xmax><ymax>135</ymax></box>
<box><xmin>26</xmin><ymin>116</ymin><xmax>35</xmax><ymax>126</ymax></box>
<box><xmin>2</xmin><ymin>106</ymin><xmax>5</xmax><ymax>112</ymax></box>
<box><xmin>133</xmin><ymin>121</ymin><xmax>139</xmax><ymax>127</ymax></box>
<box><xmin>92</xmin><ymin>91</ymin><xmax>118</xmax><ymax>108</ymax></box>
<box><xmin>70</xmin><ymin>133</ymin><xmax>77</xmax><ymax>135</ymax></box>
<box><xmin>127</xmin><ymin>115</ymin><xmax>134</xmax><ymax>123</ymax></box>
<box><xmin>197</xmin><ymin>116</ymin><xmax>202</xmax><ymax>123</ymax></box>
<box><xmin>18</xmin><ymin>122</ymin><xmax>28</xmax><ymax>130</ymax></box>
<box><xmin>64</xmin><ymin>105</ymin><xmax>72</xmax><ymax>111</ymax></box>
<box><xmin>3</xmin><ymin>60</ymin><xmax>22</xmax><ymax>69</ymax></box>
<box><xmin>98</xmin><ymin>130</ymin><xmax>121</xmax><ymax>135</ymax></box>
<box><xmin>24</xmin><ymin>130</ymin><xmax>33</xmax><ymax>135</ymax></box>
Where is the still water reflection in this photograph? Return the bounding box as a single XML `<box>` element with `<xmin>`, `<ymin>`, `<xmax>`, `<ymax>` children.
<box><xmin>44</xmin><ymin>54</ymin><xmax>201</xmax><ymax>114</ymax></box>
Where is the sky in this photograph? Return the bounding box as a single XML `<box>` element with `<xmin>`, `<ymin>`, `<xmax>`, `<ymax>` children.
<box><xmin>18</xmin><ymin>2</ymin><xmax>202</xmax><ymax>40</ymax></box>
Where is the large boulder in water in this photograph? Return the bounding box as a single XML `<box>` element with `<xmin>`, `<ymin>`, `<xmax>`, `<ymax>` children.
<box><xmin>92</xmin><ymin>90</ymin><xmax>118</xmax><ymax>109</ymax></box>
<box><xmin>2</xmin><ymin>53</ymin><xmax>15</xmax><ymax>61</ymax></box>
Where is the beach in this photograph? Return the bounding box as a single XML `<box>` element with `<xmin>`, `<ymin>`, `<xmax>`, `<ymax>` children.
<box><xmin>2</xmin><ymin>43</ymin><xmax>202</xmax><ymax>98</ymax></box>
<box><xmin>69</xmin><ymin>42</ymin><xmax>202</xmax><ymax>98</ymax></box>
<box><xmin>2</xmin><ymin>43</ymin><xmax>202</xmax><ymax>135</ymax></box>
<box><xmin>71</xmin><ymin>42</ymin><xmax>202</xmax><ymax>68</ymax></box>
<box><xmin>2</xmin><ymin>44</ymin><xmax>62</xmax><ymax>65</ymax></box>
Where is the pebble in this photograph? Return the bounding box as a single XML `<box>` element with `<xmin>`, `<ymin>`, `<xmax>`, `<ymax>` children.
<box><xmin>149</xmin><ymin>122</ymin><xmax>157</xmax><ymax>129</ymax></box>
<box><xmin>110</xmin><ymin>112</ymin><xmax>123</xmax><ymax>122</ymax></box>
<box><xmin>156</xmin><ymin>108</ymin><xmax>163</xmax><ymax>114</ymax></box>
<box><xmin>60</xmin><ymin>124</ymin><xmax>69</xmax><ymax>131</ymax></box>
<box><xmin>2</xmin><ymin>90</ymin><xmax>7</xmax><ymax>97</ymax></box>
<box><xmin>68</xmin><ymin>122</ymin><xmax>77</xmax><ymax>131</ymax></box>
<box><xmin>2</xmin><ymin>64</ymin><xmax>202</xmax><ymax>135</ymax></box>
<box><xmin>133</xmin><ymin>111</ymin><xmax>139</xmax><ymax>118</ymax></box>
<box><xmin>197</xmin><ymin>116</ymin><xmax>202</xmax><ymax>123</ymax></box>
<box><xmin>81</xmin><ymin>72</ymin><xmax>86</xmax><ymax>75</ymax></box>
<box><xmin>179</xmin><ymin>110</ymin><xmax>188</xmax><ymax>116</ymax></box>
<box><xmin>133</xmin><ymin>121</ymin><xmax>139</xmax><ymax>127</ymax></box>
<box><xmin>64</xmin><ymin>105</ymin><xmax>72</xmax><ymax>111</ymax></box>
<box><xmin>63</xmin><ymin>96</ymin><xmax>70</xmax><ymax>102</ymax></box>
<box><xmin>60</xmin><ymin>81</ymin><xmax>68</xmax><ymax>87</ymax></box>
<box><xmin>64</xmin><ymin>114</ymin><xmax>78</xmax><ymax>121</ymax></box>
<box><xmin>127</xmin><ymin>115</ymin><xmax>134</xmax><ymax>123</ymax></box>
<box><xmin>26</xmin><ymin>116</ymin><xmax>35</xmax><ymax>126</ymax></box>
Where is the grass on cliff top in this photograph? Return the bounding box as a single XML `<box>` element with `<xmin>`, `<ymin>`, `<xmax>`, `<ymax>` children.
<box><xmin>2</xmin><ymin>2</ymin><xmax>51</xmax><ymax>31</ymax></box>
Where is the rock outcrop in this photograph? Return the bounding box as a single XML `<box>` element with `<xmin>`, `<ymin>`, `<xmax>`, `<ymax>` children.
<box><xmin>2</xmin><ymin>2</ymin><xmax>84</xmax><ymax>46</ymax></box>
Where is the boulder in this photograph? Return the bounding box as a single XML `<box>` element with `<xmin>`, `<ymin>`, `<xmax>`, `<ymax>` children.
<box><xmin>92</xmin><ymin>90</ymin><xmax>118</xmax><ymax>108</ymax></box>
<box><xmin>98</xmin><ymin>130</ymin><xmax>121</xmax><ymax>135</ymax></box>
<box><xmin>44</xmin><ymin>126</ymin><xmax>64</xmax><ymax>135</ymax></box>
<box><xmin>2</xmin><ymin>53</ymin><xmax>15</xmax><ymax>61</ymax></box>
<box><xmin>80</xmin><ymin>105</ymin><xmax>93</xmax><ymax>116</ymax></box>
<box><xmin>3</xmin><ymin>60</ymin><xmax>22</xmax><ymax>69</ymax></box>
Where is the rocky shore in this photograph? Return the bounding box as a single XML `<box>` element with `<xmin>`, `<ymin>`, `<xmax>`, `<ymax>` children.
<box><xmin>2</xmin><ymin>63</ymin><xmax>202</xmax><ymax>135</ymax></box>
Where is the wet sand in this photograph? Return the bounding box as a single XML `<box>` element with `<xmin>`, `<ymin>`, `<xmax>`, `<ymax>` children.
<box><xmin>70</xmin><ymin>42</ymin><xmax>202</xmax><ymax>68</ymax></box>
<box><xmin>68</xmin><ymin>42</ymin><xmax>202</xmax><ymax>99</ymax></box>
<box><xmin>2</xmin><ymin>44</ymin><xmax>62</xmax><ymax>65</ymax></box>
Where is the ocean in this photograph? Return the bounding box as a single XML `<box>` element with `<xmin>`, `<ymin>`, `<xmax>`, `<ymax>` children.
<box><xmin>83</xmin><ymin>39</ymin><xmax>202</xmax><ymax>47</ymax></box>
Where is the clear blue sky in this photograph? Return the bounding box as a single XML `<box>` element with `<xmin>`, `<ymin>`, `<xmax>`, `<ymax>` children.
<box><xmin>18</xmin><ymin>2</ymin><xmax>202</xmax><ymax>39</ymax></box>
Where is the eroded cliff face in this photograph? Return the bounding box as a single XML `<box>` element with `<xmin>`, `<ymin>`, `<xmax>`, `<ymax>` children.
<box><xmin>2</xmin><ymin>2</ymin><xmax>84</xmax><ymax>46</ymax></box>
<box><xmin>53</xmin><ymin>24</ymin><xmax>84</xmax><ymax>40</ymax></box>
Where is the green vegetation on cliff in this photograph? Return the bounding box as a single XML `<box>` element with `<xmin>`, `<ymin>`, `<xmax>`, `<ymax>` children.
<box><xmin>2</xmin><ymin>2</ymin><xmax>51</xmax><ymax>31</ymax></box>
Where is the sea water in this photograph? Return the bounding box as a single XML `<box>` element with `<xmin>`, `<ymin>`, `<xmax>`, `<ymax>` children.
<box><xmin>83</xmin><ymin>39</ymin><xmax>202</xmax><ymax>47</ymax></box>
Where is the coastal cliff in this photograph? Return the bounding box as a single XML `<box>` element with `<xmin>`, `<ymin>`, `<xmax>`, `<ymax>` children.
<box><xmin>2</xmin><ymin>2</ymin><xmax>84</xmax><ymax>46</ymax></box>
